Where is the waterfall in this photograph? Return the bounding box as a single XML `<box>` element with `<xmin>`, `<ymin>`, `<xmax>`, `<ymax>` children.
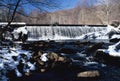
<box><xmin>27</xmin><ymin>25</ymin><xmax>107</xmax><ymax>40</ymax></box>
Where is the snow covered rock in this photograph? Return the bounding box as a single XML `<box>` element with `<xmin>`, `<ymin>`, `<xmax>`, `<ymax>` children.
<box><xmin>40</xmin><ymin>53</ymin><xmax>48</xmax><ymax>62</ymax></box>
<box><xmin>104</xmin><ymin>41</ymin><xmax>120</xmax><ymax>57</ymax></box>
<box><xmin>106</xmin><ymin>25</ymin><xmax>120</xmax><ymax>39</ymax></box>
<box><xmin>94</xmin><ymin>41</ymin><xmax>120</xmax><ymax>65</ymax></box>
<box><xmin>110</xmin><ymin>34</ymin><xmax>120</xmax><ymax>42</ymax></box>
<box><xmin>12</xmin><ymin>26</ymin><xmax>29</xmax><ymax>42</ymax></box>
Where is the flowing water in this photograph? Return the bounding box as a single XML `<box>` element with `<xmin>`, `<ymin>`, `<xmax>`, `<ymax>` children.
<box><xmin>27</xmin><ymin>26</ymin><xmax>107</xmax><ymax>40</ymax></box>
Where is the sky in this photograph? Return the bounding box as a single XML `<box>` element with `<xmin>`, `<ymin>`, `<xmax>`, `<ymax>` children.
<box><xmin>24</xmin><ymin>0</ymin><xmax>98</xmax><ymax>13</ymax></box>
<box><xmin>58</xmin><ymin>0</ymin><xmax>80</xmax><ymax>10</ymax></box>
<box><xmin>48</xmin><ymin>0</ymin><xmax>97</xmax><ymax>12</ymax></box>
<box><xmin>24</xmin><ymin>0</ymin><xmax>80</xmax><ymax>13</ymax></box>
<box><xmin>58</xmin><ymin>0</ymin><xmax>98</xmax><ymax>10</ymax></box>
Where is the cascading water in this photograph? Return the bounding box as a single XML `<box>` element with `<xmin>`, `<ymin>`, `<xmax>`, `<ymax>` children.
<box><xmin>27</xmin><ymin>25</ymin><xmax>107</xmax><ymax>40</ymax></box>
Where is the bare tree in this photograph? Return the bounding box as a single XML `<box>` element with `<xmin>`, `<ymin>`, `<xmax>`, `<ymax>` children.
<box><xmin>0</xmin><ymin>0</ymin><xmax>59</xmax><ymax>41</ymax></box>
<box><xmin>95</xmin><ymin>0</ymin><xmax>119</xmax><ymax>24</ymax></box>
<box><xmin>0</xmin><ymin>0</ymin><xmax>59</xmax><ymax>26</ymax></box>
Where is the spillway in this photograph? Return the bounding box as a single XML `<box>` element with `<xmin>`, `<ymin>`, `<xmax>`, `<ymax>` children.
<box><xmin>26</xmin><ymin>25</ymin><xmax>107</xmax><ymax>40</ymax></box>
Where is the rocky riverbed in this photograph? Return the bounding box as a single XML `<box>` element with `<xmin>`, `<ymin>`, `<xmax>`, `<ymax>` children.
<box><xmin>0</xmin><ymin>40</ymin><xmax>120</xmax><ymax>81</ymax></box>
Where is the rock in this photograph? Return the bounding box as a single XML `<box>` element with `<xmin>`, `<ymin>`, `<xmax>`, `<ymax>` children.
<box><xmin>21</xmin><ymin>34</ymin><xmax>28</xmax><ymax>43</ymax></box>
<box><xmin>33</xmin><ymin>51</ymin><xmax>42</xmax><ymax>59</ymax></box>
<box><xmin>94</xmin><ymin>49</ymin><xmax>120</xmax><ymax>66</ymax></box>
<box><xmin>48</xmin><ymin>52</ymin><xmax>59</xmax><ymax>61</ymax></box>
<box><xmin>109</xmin><ymin>34</ymin><xmax>120</xmax><ymax>43</ymax></box>
<box><xmin>46</xmin><ymin>52</ymin><xmax>72</xmax><ymax>70</ymax></box>
<box><xmin>77</xmin><ymin>70</ymin><xmax>100</xmax><ymax>78</ymax></box>
<box><xmin>59</xmin><ymin>48</ymin><xmax>76</xmax><ymax>54</ymax></box>
<box><xmin>25</xmin><ymin>72</ymin><xmax>32</xmax><ymax>76</ymax></box>
<box><xmin>40</xmin><ymin>69</ymin><xmax>46</xmax><ymax>72</ymax></box>
<box><xmin>58</xmin><ymin>56</ymin><xmax>65</xmax><ymax>62</ymax></box>
<box><xmin>110</xmin><ymin>38</ymin><xmax>120</xmax><ymax>43</ymax></box>
<box><xmin>94</xmin><ymin>49</ymin><xmax>109</xmax><ymax>62</ymax></box>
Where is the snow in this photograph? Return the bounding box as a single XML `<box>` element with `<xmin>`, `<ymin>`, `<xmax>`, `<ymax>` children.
<box><xmin>107</xmin><ymin>25</ymin><xmax>120</xmax><ymax>33</ymax></box>
<box><xmin>104</xmin><ymin>41</ymin><xmax>120</xmax><ymax>57</ymax></box>
<box><xmin>40</xmin><ymin>53</ymin><xmax>48</xmax><ymax>62</ymax></box>
<box><xmin>13</xmin><ymin>27</ymin><xmax>28</xmax><ymax>34</ymax></box>
<box><xmin>111</xmin><ymin>34</ymin><xmax>120</xmax><ymax>39</ymax></box>
<box><xmin>75</xmin><ymin>30</ymin><xmax>108</xmax><ymax>40</ymax></box>
<box><xmin>15</xmin><ymin>69</ymin><xmax>22</xmax><ymax>77</ymax></box>
<box><xmin>27</xmin><ymin>62</ymin><xmax>36</xmax><ymax>71</ymax></box>
<box><xmin>108</xmin><ymin>25</ymin><xmax>120</xmax><ymax>33</ymax></box>
<box><xmin>84</xmin><ymin>62</ymin><xmax>99</xmax><ymax>66</ymax></box>
<box><xmin>0</xmin><ymin>47</ymin><xmax>35</xmax><ymax>81</ymax></box>
<box><xmin>76</xmin><ymin>25</ymin><xmax>120</xmax><ymax>40</ymax></box>
<box><xmin>12</xmin><ymin>26</ymin><xmax>28</xmax><ymax>39</ymax></box>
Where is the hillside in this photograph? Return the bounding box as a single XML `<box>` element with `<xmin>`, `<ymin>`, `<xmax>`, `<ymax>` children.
<box><xmin>24</xmin><ymin>4</ymin><xmax>120</xmax><ymax>25</ymax></box>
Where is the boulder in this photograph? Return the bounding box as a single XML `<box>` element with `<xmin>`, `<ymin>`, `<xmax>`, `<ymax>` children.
<box><xmin>77</xmin><ymin>70</ymin><xmax>100</xmax><ymax>78</ymax></box>
<box><xmin>110</xmin><ymin>34</ymin><xmax>120</xmax><ymax>43</ymax></box>
<box><xmin>47</xmin><ymin>52</ymin><xmax>72</xmax><ymax>70</ymax></box>
<box><xmin>94</xmin><ymin>49</ymin><xmax>110</xmax><ymax>62</ymax></box>
<box><xmin>110</xmin><ymin>38</ymin><xmax>120</xmax><ymax>43</ymax></box>
<box><xmin>47</xmin><ymin>52</ymin><xmax>59</xmax><ymax>61</ymax></box>
<box><xmin>94</xmin><ymin>49</ymin><xmax>120</xmax><ymax>66</ymax></box>
<box><xmin>58</xmin><ymin>56</ymin><xmax>65</xmax><ymax>62</ymax></box>
<box><xmin>33</xmin><ymin>51</ymin><xmax>42</xmax><ymax>59</ymax></box>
